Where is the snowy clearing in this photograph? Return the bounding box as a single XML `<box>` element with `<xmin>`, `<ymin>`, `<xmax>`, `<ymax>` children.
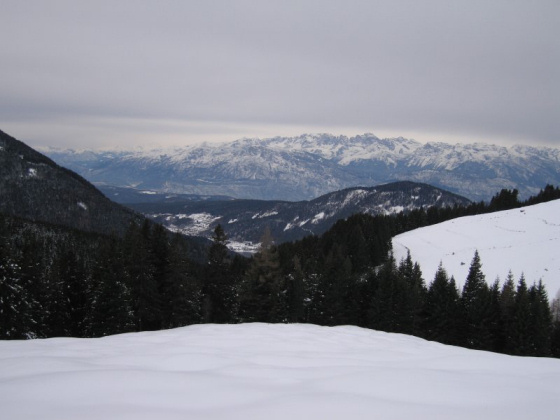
<box><xmin>1</xmin><ymin>323</ymin><xmax>559</xmax><ymax>420</ymax></box>
<box><xmin>393</xmin><ymin>200</ymin><xmax>560</xmax><ymax>296</ymax></box>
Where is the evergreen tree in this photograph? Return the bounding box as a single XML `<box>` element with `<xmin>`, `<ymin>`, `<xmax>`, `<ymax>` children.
<box><xmin>499</xmin><ymin>271</ymin><xmax>517</xmax><ymax>353</ymax></box>
<box><xmin>510</xmin><ymin>274</ymin><xmax>532</xmax><ymax>355</ymax></box>
<box><xmin>124</xmin><ymin>221</ymin><xmax>161</xmax><ymax>331</ymax></box>
<box><xmin>423</xmin><ymin>263</ymin><xmax>461</xmax><ymax>345</ymax></box>
<box><xmin>489</xmin><ymin>188</ymin><xmax>520</xmax><ymax>211</ymax></box>
<box><xmin>87</xmin><ymin>237</ymin><xmax>135</xmax><ymax>337</ymax></box>
<box><xmin>150</xmin><ymin>223</ymin><xmax>171</xmax><ymax>310</ymax></box>
<box><xmin>487</xmin><ymin>279</ymin><xmax>503</xmax><ymax>352</ymax></box>
<box><xmin>398</xmin><ymin>252</ymin><xmax>426</xmax><ymax>335</ymax></box>
<box><xmin>163</xmin><ymin>233</ymin><xmax>202</xmax><ymax>328</ymax></box>
<box><xmin>0</xmin><ymin>240</ymin><xmax>33</xmax><ymax>338</ymax></box>
<box><xmin>43</xmin><ymin>252</ymin><xmax>72</xmax><ymax>337</ymax></box>
<box><xmin>15</xmin><ymin>231</ymin><xmax>45</xmax><ymax>337</ymax></box>
<box><xmin>550</xmin><ymin>289</ymin><xmax>560</xmax><ymax>357</ymax></box>
<box><xmin>286</xmin><ymin>256</ymin><xmax>305</xmax><ymax>323</ymax></box>
<box><xmin>59</xmin><ymin>247</ymin><xmax>90</xmax><ymax>337</ymax></box>
<box><xmin>528</xmin><ymin>280</ymin><xmax>552</xmax><ymax>356</ymax></box>
<box><xmin>238</xmin><ymin>228</ymin><xmax>284</xmax><ymax>323</ymax></box>
<box><xmin>203</xmin><ymin>225</ymin><xmax>235</xmax><ymax>323</ymax></box>
<box><xmin>461</xmin><ymin>251</ymin><xmax>492</xmax><ymax>349</ymax></box>
<box><xmin>368</xmin><ymin>254</ymin><xmax>407</xmax><ymax>333</ymax></box>
<box><xmin>313</xmin><ymin>245</ymin><xmax>354</xmax><ymax>326</ymax></box>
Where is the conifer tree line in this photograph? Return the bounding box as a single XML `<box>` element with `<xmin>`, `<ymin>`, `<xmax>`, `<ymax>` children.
<box><xmin>1</xmin><ymin>186</ymin><xmax>559</xmax><ymax>359</ymax></box>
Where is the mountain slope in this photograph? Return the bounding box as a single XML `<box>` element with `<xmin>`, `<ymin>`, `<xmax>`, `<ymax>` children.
<box><xmin>392</xmin><ymin>199</ymin><xmax>560</xmax><ymax>297</ymax></box>
<box><xmin>44</xmin><ymin>133</ymin><xmax>560</xmax><ymax>201</ymax></box>
<box><xmin>130</xmin><ymin>181</ymin><xmax>471</xmax><ymax>251</ymax></box>
<box><xmin>1</xmin><ymin>323</ymin><xmax>559</xmax><ymax>420</ymax></box>
<box><xmin>0</xmin><ymin>129</ymin><xmax>144</xmax><ymax>235</ymax></box>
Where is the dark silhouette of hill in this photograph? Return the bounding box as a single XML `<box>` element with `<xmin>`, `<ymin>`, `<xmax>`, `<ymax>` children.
<box><xmin>0</xmin><ymin>129</ymin><xmax>144</xmax><ymax>236</ymax></box>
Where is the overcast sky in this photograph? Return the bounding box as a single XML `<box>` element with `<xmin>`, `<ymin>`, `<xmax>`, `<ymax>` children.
<box><xmin>1</xmin><ymin>0</ymin><xmax>558</xmax><ymax>150</ymax></box>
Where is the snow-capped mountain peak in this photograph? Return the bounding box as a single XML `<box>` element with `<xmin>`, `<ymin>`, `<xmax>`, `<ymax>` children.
<box><xmin>44</xmin><ymin>133</ymin><xmax>560</xmax><ymax>202</ymax></box>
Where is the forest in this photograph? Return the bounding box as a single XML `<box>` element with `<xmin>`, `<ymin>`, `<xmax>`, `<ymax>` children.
<box><xmin>1</xmin><ymin>184</ymin><xmax>560</xmax><ymax>358</ymax></box>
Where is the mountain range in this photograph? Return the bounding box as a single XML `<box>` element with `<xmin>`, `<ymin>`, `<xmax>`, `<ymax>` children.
<box><xmin>44</xmin><ymin>133</ymin><xmax>560</xmax><ymax>202</ymax></box>
<box><xmin>129</xmin><ymin>181</ymin><xmax>471</xmax><ymax>253</ymax></box>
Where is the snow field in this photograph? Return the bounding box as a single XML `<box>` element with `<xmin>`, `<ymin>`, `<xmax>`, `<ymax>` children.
<box><xmin>393</xmin><ymin>200</ymin><xmax>560</xmax><ymax>297</ymax></box>
<box><xmin>1</xmin><ymin>323</ymin><xmax>559</xmax><ymax>420</ymax></box>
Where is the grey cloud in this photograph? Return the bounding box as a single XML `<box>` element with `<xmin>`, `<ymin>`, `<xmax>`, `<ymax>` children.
<box><xmin>1</xmin><ymin>0</ymin><xmax>558</xmax><ymax>148</ymax></box>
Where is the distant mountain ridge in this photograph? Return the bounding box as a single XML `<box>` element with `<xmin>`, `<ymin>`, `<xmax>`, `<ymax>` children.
<box><xmin>44</xmin><ymin>133</ymin><xmax>560</xmax><ymax>202</ymax></box>
<box><xmin>129</xmin><ymin>181</ymin><xmax>471</xmax><ymax>252</ymax></box>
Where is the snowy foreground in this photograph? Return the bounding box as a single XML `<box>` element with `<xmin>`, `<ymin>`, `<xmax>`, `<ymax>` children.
<box><xmin>1</xmin><ymin>324</ymin><xmax>560</xmax><ymax>420</ymax></box>
<box><xmin>393</xmin><ymin>200</ymin><xmax>560</xmax><ymax>296</ymax></box>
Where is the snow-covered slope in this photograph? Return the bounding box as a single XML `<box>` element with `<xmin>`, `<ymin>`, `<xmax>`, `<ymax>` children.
<box><xmin>1</xmin><ymin>323</ymin><xmax>559</xmax><ymax>420</ymax></box>
<box><xmin>44</xmin><ymin>133</ymin><xmax>560</xmax><ymax>201</ymax></box>
<box><xmin>393</xmin><ymin>200</ymin><xmax>560</xmax><ymax>297</ymax></box>
<box><xmin>132</xmin><ymin>181</ymin><xmax>470</xmax><ymax>248</ymax></box>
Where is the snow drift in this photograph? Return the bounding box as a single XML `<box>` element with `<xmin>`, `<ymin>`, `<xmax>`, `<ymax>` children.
<box><xmin>393</xmin><ymin>199</ymin><xmax>560</xmax><ymax>297</ymax></box>
<box><xmin>1</xmin><ymin>323</ymin><xmax>559</xmax><ymax>420</ymax></box>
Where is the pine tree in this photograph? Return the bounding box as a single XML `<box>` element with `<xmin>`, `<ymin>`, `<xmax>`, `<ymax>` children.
<box><xmin>0</xmin><ymin>240</ymin><xmax>33</xmax><ymax>338</ymax></box>
<box><xmin>528</xmin><ymin>280</ymin><xmax>552</xmax><ymax>356</ymax></box>
<box><xmin>315</xmin><ymin>245</ymin><xmax>354</xmax><ymax>326</ymax></box>
<box><xmin>286</xmin><ymin>256</ymin><xmax>305</xmax><ymax>323</ymax></box>
<box><xmin>164</xmin><ymin>233</ymin><xmax>202</xmax><ymax>328</ymax></box>
<box><xmin>124</xmin><ymin>221</ymin><xmax>161</xmax><ymax>331</ymax></box>
<box><xmin>87</xmin><ymin>236</ymin><xmax>135</xmax><ymax>337</ymax></box>
<box><xmin>510</xmin><ymin>274</ymin><xmax>532</xmax><ymax>355</ymax></box>
<box><xmin>499</xmin><ymin>271</ymin><xmax>517</xmax><ymax>353</ymax></box>
<box><xmin>238</xmin><ymin>227</ymin><xmax>284</xmax><ymax>323</ymax></box>
<box><xmin>487</xmin><ymin>279</ymin><xmax>503</xmax><ymax>352</ymax></box>
<box><xmin>15</xmin><ymin>231</ymin><xmax>46</xmax><ymax>337</ymax></box>
<box><xmin>461</xmin><ymin>251</ymin><xmax>492</xmax><ymax>349</ymax></box>
<box><xmin>59</xmin><ymin>246</ymin><xmax>90</xmax><ymax>337</ymax></box>
<box><xmin>203</xmin><ymin>225</ymin><xmax>235</xmax><ymax>323</ymax></box>
<box><xmin>368</xmin><ymin>254</ymin><xmax>407</xmax><ymax>333</ymax></box>
<box><xmin>398</xmin><ymin>252</ymin><xmax>426</xmax><ymax>335</ymax></box>
<box><xmin>423</xmin><ymin>263</ymin><xmax>461</xmax><ymax>345</ymax></box>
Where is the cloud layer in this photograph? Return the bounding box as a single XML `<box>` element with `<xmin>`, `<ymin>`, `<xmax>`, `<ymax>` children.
<box><xmin>1</xmin><ymin>0</ymin><xmax>558</xmax><ymax>149</ymax></box>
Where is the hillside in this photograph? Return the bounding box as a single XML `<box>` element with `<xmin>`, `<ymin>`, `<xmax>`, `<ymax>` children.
<box><xmin>393</xmin><ymin>199</ymin><xmax>560</xmax><ymax>297</ymax></box>
<box><xmin>1</xmin><ymin>323</ymin><xmax>558</xmax><ymax>420</ymax></box>
<box><xmin>44</xmin><ymin>133</ymin><xmax>560</xmax><ymax>201</ymax></box>
<box><xmin>0</xmin><ymin>129</ymin><xmax>143</xmax><ymax>236</ymax></box>
<box><xmin>128</xmin><ymin>181</ymin><xmax>471</xmax><ymax>251</ymax></box>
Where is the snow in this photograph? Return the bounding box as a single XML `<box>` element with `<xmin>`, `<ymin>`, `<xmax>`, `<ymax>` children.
<box><xmin>227</xmin><ymin>240</ymin><xmax>260</xmax><ymax>255</ymax></box>
<box><xmin>386</xmin><ymin>205</ymin><xmax>404</xmax><ymax>214</ymax></box>
<box><xmin>341</xmin><ymin>189</ymin><xmax>369</xmax><ymax>206</ymax></box>
<box><xmin>163</xmin><ymin>212</ymin><xmax>221</xmax><ymax>236</ymax></box>
<box><xmin>1</xmin><ymin>323</ymin><xmax>558</xmax><ymax>420</ymax></box>
<box><xmin>311</xmin><ymin>212</ymin><xmax>325</xmax><ymax>224</ymax></box>
<box><xmin>27</xmin><ymin>168</ymin><xmax>37</xmax><ymax>177</ymax></box>
<box><xmin>77</xmin><ymin>202</ymin><xmax>88</xmax><ymax>210</ymax></box>
<box><xmin>257</xmin><ymin>210</ymin><xmax>279</xmax><ymax>218</ymax></box>
<box><xmin>393</xmin><ymin>200</ymin><xmax>560</xmax><ymax>296</ymax></box>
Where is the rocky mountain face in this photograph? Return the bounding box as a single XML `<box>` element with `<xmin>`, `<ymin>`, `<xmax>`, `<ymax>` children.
<box><xmin>129</xmin><ymin>181</ymin><xmax>471</xmax><ymax>252</ymax></box>
<box><xmin>44</xmin><ymin>133</ymin><xmax>560</xmax><ymax>202</ymax></box>
<box><xmin>0</xmin><ymin>129</ymin><xmax>145</xmax><ymax>236</ymax></box>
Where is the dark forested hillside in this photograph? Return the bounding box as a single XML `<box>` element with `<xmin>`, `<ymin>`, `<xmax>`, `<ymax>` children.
<box><xmin>0</xmin><ymin>213</ymin><xmax>214</xmax><ymax>338</ymax></box>
<box><xmin>0</xmin><ymin>129</ymin><xmax>143</xmax><ymax>236</ymax></box>
<box><xmin>130</xmin><ymin>181</ymin><xmax>472</xmax><ymax>246</ymax></box>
